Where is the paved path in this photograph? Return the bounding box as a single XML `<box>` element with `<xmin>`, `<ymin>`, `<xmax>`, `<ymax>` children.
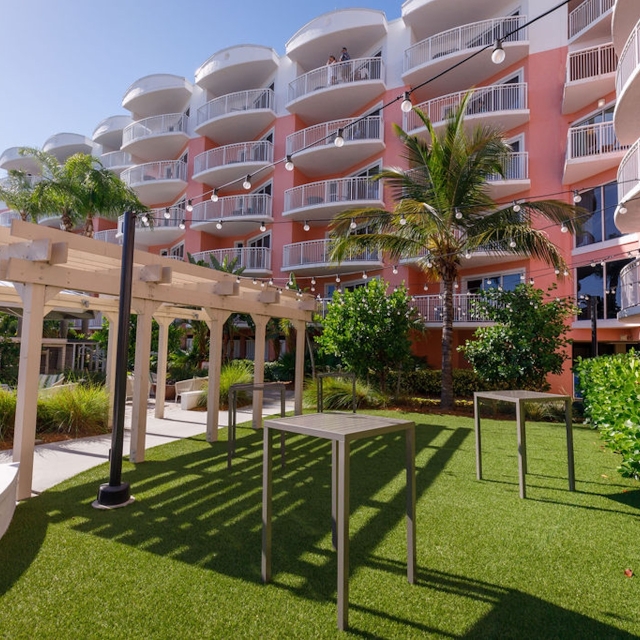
<box><xmin>0</xmin><ymin>394</ymin><xmax>294</xmax><ymax>495</ymax></box>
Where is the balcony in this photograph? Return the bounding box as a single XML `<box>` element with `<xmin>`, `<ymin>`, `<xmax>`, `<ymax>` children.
<box><xmin>122</xmin><ymin>114</ymin><xmax>189</xmax><ymax>162</ymax></box>
<box><xmin>403</xmin><ymin>16</ymin><xmax>528</xmax><ymax>101</ymax></box>
<box><xmin>42</xmin><ymin>133</ymin><xmax>94</xmax><ymax>163</ymax></box>
<box><xmin>0</xmin><ymin>211</ymin><xmax>21</xmax><ymax>227</ymax></box>
<box><xmin>486</xmin><ymin>151</ymin><xmax>530</xmax><ymax>199</ymax></box>
<box><xmin>616</xmin><ymin>139</ymin><xmax>640</xmax><ymax>234</ymax></box>
<box><xmin>121</xmin><ymin>160</ymin><xmax>188</xmax><ymax>206</ymax></box>
<box><xmin>190</xmin><ymin>194</ymin><xmax>273</xmax><ymax>236</ymax></box>
<box><xmin>117</xmin><ymin>208</ymin><xmax>185</xmax><ymax>248</ymax></box>
<box><xmin>562</xmin><ymin>43</ymin><xmax>617</xmax><ymax>114</ymax></box>
<box><xmin>614</xmin><ymin>21</ymin><xmax>640</xmax><ymax>145</ymax></box>
<box><xmin>409</xmin><ymin>294</ymin><xmax>494</xmax><ymax>326</ymax></box>
<box><xmin>92</xmin><ymin>115</ymin><xmax>132</xmax><ymax>150</ymax></box>
<box><xmin>286</xmin><ymin>116</ymin><xmax>384</xmax><ymax>177</ymax></box>
<box><xmin>404</xmin><ymin>83</ymin><xmax>529</xmax><ymax>136</ymax></box>
<box><xmin>190</xmin><ymin>247</ymin><xmax>271</xmax><ymax>276</ymax></box>
<box><xmin>613</xmin><ymin>0</ymin><xmax>639</xmax><ymax>58</ymax></box>
<box><xmin>282</xmin><ymin>238</ymin><xmax>382</xmax><ymax>276</ymax></box>
<box><xmin>192</xmin><ymin>141</ymin><xmax>274</xmax><ymax>190</ymax></box>
<box><xmin>618</xmin><ymin>259</ymin><xmax>640</xmax><ymax>322</ymax></box>
<box><xmin>122</xmin><ymin>74</ymin><xmax>193</xmax><ymax>119</ymax></box>
<box><xmin>563</xmin><ymin>121</ymin><xmax>628</xmax><ymax>184</ymax></box>
<box><xmin>93</xmin><ymin>229</ymin><xmax>121</xmax><ymax>245</ymax></box>
<box><xmin>286</xmin><ymin>57</ymin><xmax>385</xmax><ymax>125</ymax></box>
<box><xmin>0</xmin><ymin>147</ymin><xmax>42</xmax><ymax>174</ymax></box>
<box><xmin>99</xmin><ymin>150</ymin><xmax>133</xmax><ymax>175</ymax></box>
<box><xmin>569</xmin><ymin>0</ymin><xmax>614</xmax><ymax>44</ymax></box>
<box><xmin>195</xmin><ymin>89</ymin><xmax>275</xmax><ymax>145</ymax></box>
<box><xmin>195</xmin><ymin>45</ymin><xmax>279</xmax><ymax>97</ymax></box>
<box><xmin>283</xmin><ymin>177</ymin><xmax>383</xmax><ymax>223</ymax></box>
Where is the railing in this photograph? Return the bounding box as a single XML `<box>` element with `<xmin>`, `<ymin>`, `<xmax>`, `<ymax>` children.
<box><xmin>569</xmin><ymin>0</ymin><xmax>614</xmax><ymax>40</ymax></box>
<box><xmin>620</xmin><ymin>259</ymin><xmax>640</xmax><ymax>312</ymax></box>
<box><xmin>617</xmin><ymin>22</ymin><xmax>640</xmax><ymax>96</ymax></box>
<box><xmin>193</xmin><ymin>141</ymin><xmax>274</xmax><ymax>176</ymax></box>
<box><xmin>100</xmin><ymin>150</ymin><xmax>133</xmax><ymax>170</ymax></box>
<box><xmin>197</xmin><ymin>89</ymin><xmax>274</xmax><ymax>127</ymax></box>
<box><xmin>567</xmin><ymin>43</ymin><xmax>617</xmax><ymax>82</ymax></box>
<box><xmin>286</xmin><ymin>116</ymin><xmax>382</xmax><ymax>155</ymax></box>
<box><xmin>121</xmin><ymin>160</ymin><xmax>188</xmax><ymax>186</ymax></box>
<box><xmin>288</xmin><ymin>57</ymin><xmax>383</xmax><ymax>102</ymax></box>
<box><xmin>617</xmin><ymin>139</ymin><xmax>640</xmax><ymax>205</ymax></box>
<box><xmin>405</xmin><ymin>83</ymin><xmax>527</xmax><ymax>130</ymax></box>
<box><xmin>190</xmin><ymin>247</ymin><xmax>271</xmax><ymax>271</ymax></box>
<box><xmin>191</xmin><ymin>194</ymin><xmax>272</xmax><ymax>222</ymax></box>
<box><xmin>409</xmin><ymin>294</ymin><xmax>495</xmax><ymax>323</ymax></box>
<box><xmin>93</xmin><ymin>229</ymin><xmax>121</xmax><ymax>244</ymax></box>
<box><xmin>117</xmin><ymin>207</ymin><xmax>185</xmax><ymax>233</ymax></box>
<box><xmin>122</xmin><ymin>113</ymin><xmax>189</xmax><ymax>146</ymax></box>
<box><xmin>486</xmin><ymin>151</ymin><xmax>529</xmax><ymax>182</ymax></box>
<box><xmin>284</xmin><ymin>177</ymin><xmax>381</xmax><ymax>213</ymax></box>
<box><xmin>282</xmin><ymin>239</ymin><xmax>379</xmax><ymax>269</ymax></box>
<box><xmin>567</xmin><ymin>121</ymin><xmax>627</xmax><ymax>159</ymax></box>
<box><xmin>0</xmin><ymin>211</ymin><xmax>21</xmax><ymax>227</ymax></box>
<box><xmin>404</xmin><ymin>16</ymin><xmax>527</xmax><ymax>72</ymax></box>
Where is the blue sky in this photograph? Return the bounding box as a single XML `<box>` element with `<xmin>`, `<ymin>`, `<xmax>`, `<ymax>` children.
<box><xmin>0</xmin><ymin>0</ymin><xmax>401</xmax><ymax>166</ymax></box>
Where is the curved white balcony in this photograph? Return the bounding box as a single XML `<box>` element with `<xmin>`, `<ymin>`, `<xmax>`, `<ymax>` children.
<box><xmin>562</xmin><ymin>43</ymin><xmax>617</xmax><ymax>115</ymax></box>
<box><xmin>117</xmin><ymin>208</ymin><xmax>185</xmax><ymax>247</ymax></box>
<box><xmin>92</xmin><ymin>115</ymin><xmax>132</xmax><ymax>150</ymax></box>
<box><xmin>38</xmin><ymin>215</ymin><xmax>64</xmax><ymax>229</ymax></box>
<box><xmin>282</xmin><ymin>238</ymin><xmax>382</xmax><ymax>276</ymax></box>
<box><xmin>192</xmin><ymin>141</ymin><xmax>274</xmax><ymax>190</ymax></box>
<box><xmin>614</xmin><ymin>21</ymin><xmax>640</xmax><ymax>146</ymax></box>
<box><xmin>409</xmin><ymin>294</ymin><xmax>493</xmax><ymax>326</ymax></box>
<box><xmin>0</xmin><ymin>147</ymin><xmax>42</xmax><ymax>174</ymax></box>
<box><xmin>613</xmin><ymin>0</ymin><xmax>639</xmax><ymax>57</ymax></box>
<box><xmin>616</xmin><ymin>139</ymin><xmax>640</xmax><ymax>234</ymax></box>
<box><xmin>42</xmin><ymin>133</ymin><xmax>94</xmax><ymax>162</ymax></box>
<box><xmin>287</xmin><ymin>57</ymin><xmax>385</xmax><ymax>125</ymax></box>
<box><xmin>401</xmin><ymin>239</ymin><xmax>520</xmax><ymax>270</ymax></box>
<box><xmin>0</xmin><ymin>211</ymin><xmax>21</xmax><ymax>227</ymax></box>
<box><xmin>569</xmin><ymin>0</ymin><xmax>614</xmax><ymax>44</ymax></box>
<box><xmin>191</xmin><ymin>247</ymin><xmax>271</xmax><ymax>276</ymax></box>
<box><xmin>403</xmin><ymin>16</ymin><xmax>528</xmax><ymax>100</ymax></box>
<box><xmin>122</xmin><ymin>74</ymin><xmax>193</xmax><ymax>119</ymax></box>
<box><xmin>195</xmin><ymin>45</ymin><xmax>279</xmax><ymax>97</ymax></box>
<box><xmin>286</xmin><ymin>116</ymin><xmax>384</xmax><ymax>178</ymax></box>
<box><xmin>99</xmin><ymin>150</ymin><xmax>133</xmax><ymax>175</ymax></box>
<box><xmin>283</xmin><ymin>177</ymin><xmax>383</xmax><ymax>223</ymax></box>
<box><xmin>486</xmin><ymin>151</ymin><xmax>529</xmax><ymax>199</ymax></box>
<box><xmin>190</xmin><ymin>194</ymin><xmax>273</xmax><ymax>236</ymax></box>
<box><xmin>404</xmin><ymin>83</ymin><xmax>529</xmax><ymax>136</ymax></box>
<box><xmin>93</xmin><ymin>228</ymin><xmax>122</xmax><ymax>245</ymax></box>
<box><xmin>617</xmin><ymin>258</ymin><xmax>640</xmax><ymax>322</ymax></box>
<box><xmin>121</xmin><ymin>160</ymin><xmax>187</xmax><ymax>206</ymax></box>
<box><xmin>563</xmin><ymin>121</ymin><xmax>628</xmax><ymax>184</ymax></box>
<box><xmin>195</xmin><ymin>89</ymin><xmax>275</xmax><ymax>145</ymax></box>
<box><xmin>122</xmin><ymin>113</ymin><xmax>189</xmax><ymax>162</ymax></box>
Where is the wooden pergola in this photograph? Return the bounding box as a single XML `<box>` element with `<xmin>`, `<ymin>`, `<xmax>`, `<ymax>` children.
<box><xmin>0</xmin><ymin>221</ymin><xmax>315</xmax><ymax>500</ymax></box>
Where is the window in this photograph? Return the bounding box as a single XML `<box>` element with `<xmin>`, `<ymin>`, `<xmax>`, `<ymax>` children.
<box><xmin>169</xmin><ymin>242</ymin><xmax>184</xmax><ymax>260</ymax></box>
<box><xmin>248</xmin><ymin>233</ymin><xmax>270</xmax><ymax>269</ymax></box>
<box><xmin>575</xmin><ymin>181</ymin><xmax>620</xmax><ymax>247</ymax></box>
<box><xmin>466</xmin><ymin>272</ymin><xmax>523</xmax><ymax>293</ymax></box>
<box><xmin>576</xmin><ymin>258</ymin><xmax>633</xmax><ymax>319</ymax></box>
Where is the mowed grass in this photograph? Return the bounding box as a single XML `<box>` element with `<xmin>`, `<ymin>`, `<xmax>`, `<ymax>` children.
<box><xmin>1</xmin><ymin>411</ymin><xmax>640</xmax><ymax>639</ymax></box>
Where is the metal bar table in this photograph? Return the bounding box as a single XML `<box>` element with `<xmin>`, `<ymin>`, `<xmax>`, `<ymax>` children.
<box><xmin>474</xmin><ymin>390</ymin><xmax>575</xmax><ymax>499</ymax></box>
<box><xmin>262</xmin><ymin>412</ymin><xmax>416</xmax><ymax>631</ymax></box>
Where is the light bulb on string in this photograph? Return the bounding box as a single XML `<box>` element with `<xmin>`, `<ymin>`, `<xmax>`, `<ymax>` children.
<box><xmin>349</xmin><ymin>218</ymin><xmax>357</xmax><ymax>230</ymax></box>
<box><xmin>509</xmin><ymin>238</ymin><xmax>517</xmax><ymax>248</ymax></box>
<box><xmin>392</xmin><ymin>265</ymin><xmax>398</xmax><ymax>275</ymax></box>
<box><xmin>243</xmin><ymin>175</ymin><xmax>252</xmax><ymax>190</ymax></box>
<box><xmin>399</xmin><ymin>214</ymin><xmax>407</xmax><ymax>226</ymax></box>
<box><xmin>186</xmin><ymin>199</ymin><xmax>193</xmax><ymax>212</ymax></box>
<box><xmin>259</xmin><ymin>223</ymin><xmax>266</xmax><ymax>232</ymax></box>
<box><xmin>334</xmin><ymin>128</ymin><xmax>344</xmax><ymax>147</ymax></box>
<box><xmin>560</xmin><ymin>223</ymin><xmax>568</xmax><ymax>233</ymax></box>
<box><xmin>573</xmin><ymin>190</ymin><xmax>582</xmax><ymax>203</ymax></box>
<box><xmin>303</xmin><ymin>220</ymin><xmax>310</xmax><ymax>231</ymax></box>
<box><xmin>513</xmin><ymin>201</ymin><xmax>521</xmax><ymax>213</ymax></box>
<box><xmin>211</xmin><ymin>189</ymin><xmax>219</xmax><ymax>202</ymax></box>
<box><xmin>491</xmin><ymin>39</ymin><xmax>506</xmax><ymax>64</ymax></box>
<box><xmin>311</xmin><ymin>277</ymin><xmax>316</xmax><ymax>285</ymax></box>
<box><xmin>362</xmin><ymin>271</ymin><xmax>368</xmax><ymax>280</ymax></box>
<box><xmin>619</xmin><ymin>203</ymin><xmax>628</xmax><ymax>214</ymax></box>
<box><xmin>400</xmin><ymin>91</ymin><xmax>413</xmax><ymax>113</ymax></box>
<box><xmin>335</xmin><ymin>275</ymin><xmax>341</xmax><ymax>283</ymax></box>
<box><xmin>216</xmin><ymin>220</ymin><xmax>223</xmax><ymax>230</ymax></box>
<box><xmin>179</xmin><ymin>219</ymin><xmax>186</xmax><ymax>230</ymax></box>
<box><xmin>423</xmin><ymin>284</ymin><xmax>428</xmax><ymax>291</ymax></box>
<box><xmin>455</xmin><ymin>208</ymin><xmax>463</xmax><ymax>219</ymax></box>
<box><xmin>285</xmin><ymin>155</ymin><xmax>294</xmax><ymax>171</ymax></box>
<box><xmin>164</xmin><ymin>207</ymin><xmax>171</xmax><ymax>219</ymax></box>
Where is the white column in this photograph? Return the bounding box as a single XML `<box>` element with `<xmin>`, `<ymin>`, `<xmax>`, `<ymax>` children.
<box><xmin>251</xmin><ymin>315</ymin><xmax>269</xmax><ymax>429</ymax></box>
<box><xmin>204</xmin><ymin>309</ymin><xmax>229</xmax><ymax>442</ymax></box>
<box><xmin>154</xmin><ymin>316</ymin><xmax>172</xmax><ymax>419</ymax></box>
<box><xmin>293</xmin><ymin>320</ymin><xmax>306</xmax><ymax>416</ymax></box>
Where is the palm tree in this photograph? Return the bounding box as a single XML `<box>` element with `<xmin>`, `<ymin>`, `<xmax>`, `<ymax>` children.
<box><xmin>0</xmin><ymin>169</ymin><xmax>40</xmax><ymax>222</ymax></box>
<box><xmin>329</xmin><ymin>96</ymin><xmax>581</xmax><ymax>409</ymax></box>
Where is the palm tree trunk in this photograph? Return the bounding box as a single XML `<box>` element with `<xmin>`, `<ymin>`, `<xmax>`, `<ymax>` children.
<box><xmin>440</xmin><ymin>276</ymin><xmax>455</xmax><ymax>409</ymax></box>
<box><xmin>84</xmin><ymin>214</ymin><xmax>94</xmax><ymax>237</ymax></box>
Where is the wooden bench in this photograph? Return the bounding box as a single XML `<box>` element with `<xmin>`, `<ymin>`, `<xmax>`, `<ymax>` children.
<box><xmin>174</xmin><ymin>377</ymin><xmax>208</xmax><ymax>403</ymax></box>
<box><xmin>180</xmin><ymin>390</ymin><xmax>203</xmax><ymax>411</ymax></box>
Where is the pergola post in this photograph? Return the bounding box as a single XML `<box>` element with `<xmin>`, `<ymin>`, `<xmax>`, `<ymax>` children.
<box><xmin>154</xmin><ymin>316</ymin><xmax>172</xmax><ymax>419</ymax></box>
<box><xmin>293</xmin><ymin>320</ymin><xmax>306</xmax><ymax>416</ymax></box>
<box><xmin>103</xmin><ymin>310</ymin><xmax>119</xmax><ymax>430</ymax></box>
<box><xmin>203</xmin><ymin>309</ymin><xmax>229</xmax><ymax>442</ymax></box>
<box><xmin>252</xmin><ymin>315</ymin><xmax>269</xmax><ymax>429</ymax></box>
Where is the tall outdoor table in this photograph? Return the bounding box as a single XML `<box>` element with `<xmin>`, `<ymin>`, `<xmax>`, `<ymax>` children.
<box><xmin>262</xmin><ymin>412</ymin><xmax>416</xmax><ymax>631</ymax></box>
<box><xmin>474</xmin><ymin>390</ymin><xmax>575</xmax><ymax>499</ymax></box>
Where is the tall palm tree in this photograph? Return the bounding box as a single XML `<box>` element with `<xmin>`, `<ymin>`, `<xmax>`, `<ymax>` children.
<box><xmin>329</xmin><ymin>96</ymin><xmax>581</xmax><ymax>409</ymax></box>
<box><xmin>0</xmin><ymin>169</ymin><xmax>40</xmax><ymax>222</ymax></box>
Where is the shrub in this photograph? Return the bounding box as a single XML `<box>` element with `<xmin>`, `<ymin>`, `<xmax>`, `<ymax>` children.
<box><xmin>0</xmin><ymin>389</ymin><xmax>16</xmax><ymax>442</ymax></box>
<box><xmin>387</xmin><ymin>368</ymin><xmax>492</xmax><ymax>398</ymax></box>
<box><xmin>197</xmin><ymin>360</ymin><xmax>254</xmax><ymax>409</ymax></box>
<box><xmin>302</xmin><ymin>377</ymin><xmax>387</xmax><ymax>411</ymax></box>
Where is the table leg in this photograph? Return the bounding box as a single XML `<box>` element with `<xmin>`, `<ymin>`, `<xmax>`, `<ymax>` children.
<box><xmin>337</xmin><ymin>440</ymin><xmax>350</xmax><ymax>631</ymax></box>
<box><xmin>474</xmin><ymin>395</ymin><xmax>482</xmax><ymax>480</ymax></box>
<box><xmin>331</xmin><ymin>441</ymin><xmax>338</xmax><ymax>550</ymax></box>
<box><xmin>516</xmin><ymin>399</ymin><xmax>526</xmax><ymax>499</ymax></box>
<box><xmin>406</xmin><ymin>426</ymin><xmax>416</xmax><ymax>584</ymax></box>
<box><xmin>262</xmin><ymin>426</ymin><xmax>273</xmax><ymax>583</ymax></box>
<box><xmin>565</xmin><ymin>399</ymin><xmax>575</xmax><ymax>491</ymax></box>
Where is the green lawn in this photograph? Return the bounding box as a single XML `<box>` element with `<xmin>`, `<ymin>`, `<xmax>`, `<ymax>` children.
<box><xmin>1</xmin><ymin>411</ymin><xmax>639</xmax><ymax>638</ymax></box>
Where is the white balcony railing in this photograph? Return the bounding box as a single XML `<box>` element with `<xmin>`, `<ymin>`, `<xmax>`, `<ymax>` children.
<box><xmin>190</xmin><ymin>247</ymin><xmax>271</xmax><ymax>271</ymax></box>
<box><xmin>409</xmin><ymin>294</ymin><xmax>495</xmax><ymax>323</ymax></box>
<box><xmin>288</xmin><ymin>57</ymin><xmax>383</xmax><ymax>103</ymax></box>
<box><xmin>569</xmin><ymin>0</ymin><xmax>614</xmax><ymax>40</ymax></box>
<box><xmin>620</xmin><ymin>259</ymin><xmax>640</xmax><ymax>313</ymax></box>
<box><xmin>117</xmin><ymin>208</ymin><xmax>185</xmax><ymax>233</ymax></box>
<box><xmin>617</xmin><ymin>22</ymin><xmax>640</xmax><ymax>96</ymax></box>
<box><xmin>486</xmin><ymin>151</ymin><xmax>529</xmax><ymax>182</ymax></box>
<box><xmin>405</xmin><ymin>83</ymin><xmax>527</xmax><ymax>130</ymax></box>
<box><xmin>93</xmin><ymin>229</ymin><xmax>121</xmax><ymax>244</ymax></box>
<box><xmin>286</xmin><ymin>116</ymin><xmax>382</xmax><ymax>155</ymax></box>
<box><xmin>567</xmin><ymin>121</ymin><xmax>627</xmax><ymax>159</ymax></box>
<box><xmin>100</xmin><ymin>151</ymin><xmax>133</xmax><ymax>170</ymax></box>
<box><xmin>618</xmin><ymin>138</ymin><xmax>640</xmax><ymax>204</ymax></box>
<box><xmin>404</xmin><ymin>16</ymin><xmax>527</xmax><ymax>72</ymax></box>
<box><xmin>284</xmin><ymin>177</ymin><xmax>380</xmax><ymax>213</ymax></box>
<box><xmin>567</xmin><ymin>43</ymin><xmax>617</xmax><ymax>83</ymax></box>
<box><xmin>121</xmin><ymin>160</ymin><xmax>188</xmax><ymax>186</ymax></box>
<box><xmin>196</xmin><ymin>89</ymin><xmax>274</xmax><ymax>127</ymax></box>
<box><xmin>122</xmin><ymin>113</ymin><xmax>189</xmax><ymax>147</ymax></box>
<box><xmin>282</xmin><ymin>239</ymin><xmax>380</xmax><ymax>269</ymax></box>
<box><xmin>0</xmin><ymin>211</ymin><xmax>21</xmax><ymax>227</ymax></box>
<box><xmin>191</xmin><ymin>194</ymin><xmax>272</xmax><ymax>223</ymax></box>
<box><xmin>193</xmin><ymin>141</ymin><xmax>273</xmax><ymax>175</ymax></box>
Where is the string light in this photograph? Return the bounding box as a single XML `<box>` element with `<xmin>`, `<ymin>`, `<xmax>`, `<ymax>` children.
<box><xmin>573</xmin><ymin>190</ymin><xmax>582</xmax><ymax>203</ymax></box>
<box><xmin>362</xmin><ymin>271</ymin><xmax>368</xmax><ymax>279</ymax></box>
<box><xmin>164</xmin><ymin>207</ymin><xmax>171</xmax><ymax>219</ymax></box>
<box><xmin>186</xmin><ymin>199</ymin><xmax>193</xmax><ymax>212</ymax></box>
<box><xmin>560</xmin><ymin>223</ymin><xmax>568</xmax><ymax>233</ymax></box>
<box><xmin>259</xmin><ymin>222</ymin><xmax>266</xmax><ymax>232</ymax></box>
<box><xmin>491</xmin><ymin>39</ymin><xmax>506</xmax><ymax>64</ymax></box>
<box><xmin>455</xmin><ymin>208</ymin><xmax>463</xmax><ymax>219</ymax></box>
<box><xmin>618</xmin><ymin>204</ymin><xmax>628</xmax><ymax>214</ymax></box>
<box><xmin>509</xmin><ymin>238</ymin><xmax>517</xmax><ymax>248</ymax></box>
<box><xmin>285</xmin><ymin>155</ymin><xmax>294</xmax><ymax>171</ymax></box>
<box><xmin>243</xmin><ymin>175</ymin><xmax>252</xmax><ymax>190</ymax></box>
<box><xmin>399</xmin><ymin>214</ymin><xmax>407</xmax><ymax>225</ymax></box>
<box><xmin>513</xmin><ymin>201</ymin><xmax>521</xmax><ymax>213</ymax></box>
<box><xmin>216</xmin><ymin>220</ymin><xmax>223</xmax><ymax>230</ymax></box>
<box><xmin>392</xmin><ymin>265</ymin><xmax>398</xmax><ymax>274</ymax></box>
<box><xmin>179</xmin><ymin>219</ymin><xmax>186</xmax><ymax>230</ymax></box>
<box><xmin>400</xmin><ymin>91</ymin><xmax>413</xmax><ymax>113</ymax></box>
<box><xmin>210</xmin><ymin>189</ymin><xmax>219</xmax><ymax>202</ymax></box>
<box><xmin>334</xmin><ymin>128</ymin><xmax>344</xmax><ymax>148</ymax></box>
<box><xmin>303</xmin><ymin>220</ymin><xmax>310</xmax><ymax>231</ymax></box>
<box><xmin>349</xmin><ymin>218</ymin><xmax>357</xmax><ymax>230</ymax></box>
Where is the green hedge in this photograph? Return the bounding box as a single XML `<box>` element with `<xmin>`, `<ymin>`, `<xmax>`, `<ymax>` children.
<box><xmin>387</xmin><ymin>368</ymin><xmax>493</xmax><ymax>398</ymax></box>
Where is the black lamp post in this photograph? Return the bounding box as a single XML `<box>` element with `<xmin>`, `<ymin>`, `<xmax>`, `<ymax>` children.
<box><xmin>579</xmin><ymin>294</ymin><xmax>598</xmax><ymax>358</ymax></box>
<box><xmin>95</xmin><ymin>210</ymin><xmax>136</xmax><ymax>507</ymax></box>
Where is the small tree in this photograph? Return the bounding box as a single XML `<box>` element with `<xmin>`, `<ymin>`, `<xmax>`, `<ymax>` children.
<box><xmin>315</xmin><ymin>279</ymin><xmax>420</xmax><ymax>391</ymax></box>
<box><xmin>458</xmin><ymin>284</ymin><xmax>576</xmax><ymax>391</ymax></box>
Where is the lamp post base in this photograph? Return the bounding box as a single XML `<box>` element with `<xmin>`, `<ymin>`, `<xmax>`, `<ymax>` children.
<box><xmin>93</xmin><ymin>482</ymin><xmax>133</xmax><ymax>509</ymax></box>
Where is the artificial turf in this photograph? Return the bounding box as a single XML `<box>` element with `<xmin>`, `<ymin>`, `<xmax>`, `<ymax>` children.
<box><xmin>1</xmin><ymin>411</ymin><xmax>639</xmax><ymax>638</ymax></box>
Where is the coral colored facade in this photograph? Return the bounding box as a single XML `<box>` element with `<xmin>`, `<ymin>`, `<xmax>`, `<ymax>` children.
<box><xmin>1</xmin><ymin>0</ymin><xmax>638</xmax><ymax>395</ymax></box>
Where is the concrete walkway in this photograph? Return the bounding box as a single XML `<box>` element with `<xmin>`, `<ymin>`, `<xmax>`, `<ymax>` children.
<box><xmin>0</xmin><ymin>393</ymin><xmax>294</xmax><ymax>496</ymax></box>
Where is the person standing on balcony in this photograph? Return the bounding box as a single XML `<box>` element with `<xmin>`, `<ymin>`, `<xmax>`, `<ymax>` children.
<box><xmin>327</xmin><ymin>54</ymin><xmax>337</xmax><ymax>84</ymax></box>
<box><xmin>339</xmin><ymin>47</ymin><xmax>351</xmax><ymax>82</ymax></box>
<box><xmin>339</xmin><ymin>47</ymin><xmax>351</xmax><ymax>62</ymax></box>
